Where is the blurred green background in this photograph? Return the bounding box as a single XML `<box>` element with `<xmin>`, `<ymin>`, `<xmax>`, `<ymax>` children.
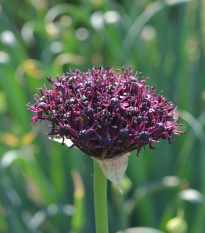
<box><xmin>0</xmin><ymin>0</ymin><xmax>205</xmax><ymax>232</ymax></box>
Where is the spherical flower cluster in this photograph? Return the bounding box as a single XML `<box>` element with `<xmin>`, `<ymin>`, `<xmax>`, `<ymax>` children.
<box><xmin>27</xmin><ymin>66</ymin><xmax>183</xmax><ymax>160</ymax></box>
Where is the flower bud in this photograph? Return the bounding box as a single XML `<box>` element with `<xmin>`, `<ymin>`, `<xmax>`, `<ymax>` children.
<box><xmin>166</xmin><ymin>210</ymin><xmax>188</xmax><ymax>233</ymax></box>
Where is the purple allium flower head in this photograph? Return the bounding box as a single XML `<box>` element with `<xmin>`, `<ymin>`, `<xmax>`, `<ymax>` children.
<box><xmin>27</xmin><ymin>66</ymin><xmax>184</xmax><ymax>160</ymax></box>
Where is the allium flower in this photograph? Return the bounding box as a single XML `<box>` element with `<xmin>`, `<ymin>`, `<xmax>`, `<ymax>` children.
<box><xmin>27</xmin><ymin>67</ymin><xmax>184</xmax><ymax>190</ymax></box>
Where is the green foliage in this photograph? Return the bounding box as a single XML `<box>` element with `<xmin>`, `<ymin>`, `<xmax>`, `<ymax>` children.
<box><xmin>0</xmin><ymin>0</ymin><xmax>204</xmax><ymax>232</ymax></box>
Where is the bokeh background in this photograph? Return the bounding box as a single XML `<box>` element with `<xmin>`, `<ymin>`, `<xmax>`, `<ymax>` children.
<box><xmin>0</xmin><ymin>0</ymin><xmax>205</xmax><ymax>232</ymax></box>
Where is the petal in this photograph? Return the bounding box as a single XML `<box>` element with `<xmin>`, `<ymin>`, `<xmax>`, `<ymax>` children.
<box><xmin>94</xmin><ymin>153</ymin><xmax>130</xmax><ymax>193</ymax></box>
<box><xmin>49</xmin><ymin>137</ymin><xmax>73</xmax><ymax>147</ymax></box>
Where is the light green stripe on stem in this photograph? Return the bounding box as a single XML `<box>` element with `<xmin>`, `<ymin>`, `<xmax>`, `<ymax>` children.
<box><xmin>94</xmin><ymin>160</ymin><xmax>109</xmax><ymax>233</ymax></box>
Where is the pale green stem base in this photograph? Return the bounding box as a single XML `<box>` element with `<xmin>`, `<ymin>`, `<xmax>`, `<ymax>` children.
<box><xmin>94</xmin><ymin>160</ymin><xmax>109</xmax><ymax>233</ymax></box>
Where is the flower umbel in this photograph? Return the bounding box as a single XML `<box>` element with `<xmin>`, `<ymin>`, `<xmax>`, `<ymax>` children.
<box><xmin>27</xmin><ymin>67</ymin><xmax>184</xmax><ymax>188</ymax></box>
<box><xmin>28</xmin><ymin>66</ymin><xmax>183</xmax><ymax>157</ymax></box>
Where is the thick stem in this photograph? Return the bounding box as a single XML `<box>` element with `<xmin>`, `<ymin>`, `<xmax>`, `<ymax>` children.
<box><xmin>94</xmin><ymin>160</ymin><xmax>109</xmax><ymax>233</ymax></box>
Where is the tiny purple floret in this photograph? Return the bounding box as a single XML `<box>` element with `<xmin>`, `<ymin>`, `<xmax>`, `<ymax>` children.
<box><xmin>27</xmin><ymin>67</ymin><xmax>184</xmax><ymax>159</ymax></box>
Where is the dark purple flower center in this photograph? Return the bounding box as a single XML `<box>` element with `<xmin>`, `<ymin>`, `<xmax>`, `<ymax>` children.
<box><xmin>140</xmin><ymin>132</ymin><xmax>150</xmax><ymax>141</ymax></box>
